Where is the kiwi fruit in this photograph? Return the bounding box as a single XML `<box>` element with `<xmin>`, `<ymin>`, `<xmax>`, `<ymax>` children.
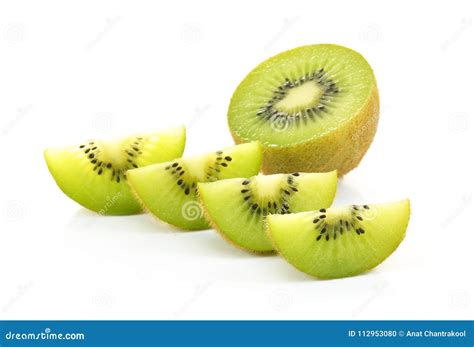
<box><xmin>44</xmin><ymin>126</ymin><xmax>186</xmax><ymax>215</ymax></box>
<box><xmin>127</xmin><ymin>142</ymin><xmax>263</xmax><ymax>230</ymax></box>
<box><xmin>267</xmin><ymin>200</ymin><xmax>410</xmax><ymax>279</ymax></box>
<box><xmin>228</xmin><ymin>44</ymin><xmax>379</xmax><ymax>176</ymax></box>
<box><xmin>198</xmin><ymin>171</ymin><xmax>337</xmax><ymax>253</ymax></box>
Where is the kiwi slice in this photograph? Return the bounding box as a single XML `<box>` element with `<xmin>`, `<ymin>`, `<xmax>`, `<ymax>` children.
<box><xmin>44</xmin><ymin>126</ymin><xmax>186</xmax><ymax>215</ymax></box>
<box><xmin>127</xmin><ymin>142</ymin><xmax>262</xmax><ymax>230</ymax></box>
<box><xmin>267</xmin><ymin>200</ymin><xmax>410</xmax><ymax>279</ymax></box>
<box><xmin>198</xmin><ymin>171</ymin><xmax>337</xmax><ymax>253</ymax></box>
<box><xmin>228</xmin><ymin>44</ymin><xmax>379</xmax><ymax>176</ymax></box>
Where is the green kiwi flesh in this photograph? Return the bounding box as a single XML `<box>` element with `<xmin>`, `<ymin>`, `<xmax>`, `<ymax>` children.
<box><xmin>44</xmin><ymin>126</ymin><xmax>186</xmax><ymax>215</ymax></box>
<box><xmin>127</xmin><ymin>142</ymin><xmax>263</xmax><ymax>230</ymax></box>
<box><xmin>198</xmin><ymin>171</ymin><xmax>337</xmax><ymax>252</ymax></box>
<box><xmin>228</xmin><ymin>44</ymin><xmax>379</xmax><ymax>176</ymax></box>
<box><xmin>267</xmin><ymin>200</ymin><xmax>410</xmax><ymax>279</ymax></box>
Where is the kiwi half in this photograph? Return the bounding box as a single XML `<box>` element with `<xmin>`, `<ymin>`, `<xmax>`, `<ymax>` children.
<box><xmin>198</xmin><ymin>172</ymin><xmax>337</xmax><ymax>253</ymax></box>
<box><xmin>228</xmin><ymin>44</ymin><xmax>379</xmax><ymax>176</ymax></box>
<box><xmin>267</xmin><ymin>200</ymin><xmax>410</xmax><ymax>279</ymax></box>
<box><xmin>127</xmin><ymin>142</ymin><xmax>262</xmax><ymax>230</ymax></box>
<box><xmin>44</xmin><ymin>126</ymin><xmax>186</xmax><ymax>215</ymax></box>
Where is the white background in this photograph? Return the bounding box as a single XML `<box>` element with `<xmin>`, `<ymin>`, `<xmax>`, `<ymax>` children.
<box><xmin>0</xmin><ymin>0</ymin><xmax>473</xmax><ymax>320</ymax></box>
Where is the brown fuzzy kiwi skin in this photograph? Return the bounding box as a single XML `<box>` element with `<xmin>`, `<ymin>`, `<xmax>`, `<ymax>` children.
<box><xmin>231</xmin><ymin>85</ymin><xmax>379</xmax><ymax>177</ymax></box>
<box><xmin>197</xmin><ymin>184</ymin><xmax>276</xmax><ymax>255</ymax></box>
<box><xmin>265</xmin><ymin>200</ymin><xmax>411</xmax><ymax>280</ymax></box>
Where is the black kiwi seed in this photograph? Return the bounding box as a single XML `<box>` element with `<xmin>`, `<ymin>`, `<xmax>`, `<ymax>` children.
<box><xmin>320</xmin><ymin>215</ymin><xmax>326</xmax><ymax>219</ymax></box>
<box><xmin>357</xmin><ymin>216</ymin><xmax>363</xmax><ymax>221</ymax></box>
<box><xmin>320</xmin><ymin>209</ymin><xmax>326</xmax><ymax>213</ymax></box>
<box><xmin>316</xmin><ymin>235</ymin><xmax>322</xmax><ymax>241</ymax></box>
<box><xmin>116</xmin><ymin>176</ymin><xmax>120</xmax><ymax>183</ymax></box>
<box><xmin>313</xmin><ymin>218</ymin><xmax>319</xmax><ymax>224</ymax></box>
<box><xmin>172</xmin><ymin>163</ymin><xmax>179</xmax><ymax>168</ymax></box>
<box><xmin>88</xmin><ymin>153</ymin><xmax>94</xmax><ymax>159</ymax></box>
<box><xmin>363</xmin><ymin>205</ymin><xmax>370</xmax><ymax>209</ymax></box>
<box><xmin>98</xmin><ymin>168</ymin><xmax>103</xmax><ymax>175</ymax></box>
<box><xmin>252</xmin><ymin>203</ymin><xmax>258</xmax><ymax>210</ymax></box>
<box><xmin>85</xmin><ymin>148</ymin><xmax>91</xmax><ymax>154</ymax></box>
<box><xmin>221</xmin><ymin>163</ymin><xmax>228</xmax><ymax>167</ymax></box>
<box><xmin>79</xmin><ymin>145</ymin><xmax>85</xmax><ymax>148</ymax></box>
<box><xmin>185</xmin><ymin>188</ymin><xmax>190</xmax><ymax>195</ymax></box>
<box><xmin>107</xmin><ymin>163</ymin><xmax>112</xmax><ymax>169</ymax></box>
<box><xmin>241</xmin><ymin>189</ymin><xmax>249</xmax><ymax>194</ymax></box>
<box><xmin>177</xmin><ymin>179</ymin><xmax>183</xmax><ymax>186</ymax></box>
<box><xmin>225</xmin><ymin>156</ymin><xmax>232</xmax><ymax>161</ymax></box>
<box><xmin>291</xmin><ymin>173</ymin><xmax>300</xmax><ymax>176</ymax></box>
<box><xmin>242</xmin><ymin>180</ymin><xmax>250</xmax><ymax>185</ymax></box>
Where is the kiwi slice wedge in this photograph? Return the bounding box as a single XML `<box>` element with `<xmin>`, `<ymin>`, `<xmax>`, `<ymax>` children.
<box><xmin>44</xmin><ymin>126</ymin><xmax>186</xmax><ymax>215</ymax></box>
<box><xmin>228</xmin><ymin>44</ymin><xmax>379</xmax><ymax>176</ymax></box>
<box><xmin>198</xmin><ymin>171</ymin><xmax>337</xmax><ymax>253</ymax></box>
<box><xmin>267</xmin><ymin>200</ymin><xmax>410</xmax><ymax>279</ymax></box>
<box><xmin>127</xmin><ymin>142</ymin><xmax>262</xmax><ymax>230</ymax></box>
